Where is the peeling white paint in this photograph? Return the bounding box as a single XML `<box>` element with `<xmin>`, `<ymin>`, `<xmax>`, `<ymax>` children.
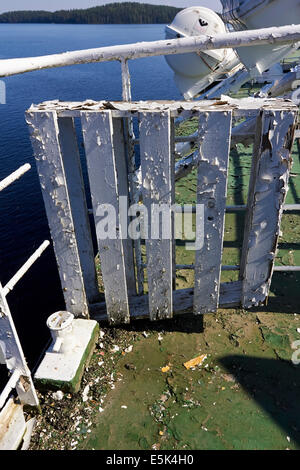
<box><xmin>139</xmin><ymin>111</ymin><xmax>173</xmax><ymax>321</ymax></box>
<box><xmin>81</xmin><ymin>111</ymin><xmax>130</xmax><ymax>325</ymax></box>
<box><xmin>240</xmin><ymin>108</ymin><xmax>297</xmax><ymax>308</ymax></box>
<box><xmin>193</xmin><ymin>111</ymin><xmax>232</xmax><ymax>315</ymax></box>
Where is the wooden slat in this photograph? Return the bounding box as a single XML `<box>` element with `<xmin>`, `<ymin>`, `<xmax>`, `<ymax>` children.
<box><xmin>57</xmin><ymin>117</ymin><xmax>99</xmax><ymax>304</ymax></box>
<box><xmin>26</xmin><ymin>111</ymin><xmax>89</xmax><ymax>317</ymax></box>
<box><xmin>240</xmin><ymin>108</ymin><xmax>297</xmax><ymax>308</ymax></box>
<box><xmin>124</xmin><ymin>116</ymin><xmax>144</xmax><ymax>296</ymax></box>
<box><xmin>170</xmin><ymin>118</ymin><xmax>176</xmax><ymax>290</ymax></box>
<box><xmin>119</xmin><ymin>62</ymin><xmax>143</xmax><ymax>294</ymax></box>
<box><xmin>111</xmin><ymin>118</ymin><xmax>136</xmax><ymax>297</ymax></box>
<box><xmin>139</xmin><ymin>110</ymin><xmax>173</xmax><ymax>320</ymax></box>
<box><xmin>193</xmin><ymin>110</ymin><xmax>232</xmax><ymax>315</ymax></box>
<box><xmin>28</xmin><ymin>98</ymin><xmax>298</xmax><ymax>122</ymax></box>
<box><xmin>81</xmin><ymin>111</ymin><xmax>130</xmax><ymax>324</ymax></box>
<box><xmin>90</xmin><ymin>281</ymin><xmax>242</xmax><ymax>322</ymax></box>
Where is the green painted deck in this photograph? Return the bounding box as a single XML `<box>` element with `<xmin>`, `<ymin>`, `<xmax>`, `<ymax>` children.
<box><xmin>83</xmin><ymin>310</ymin><xmax>300</xmax><ymax>450</ymax></box>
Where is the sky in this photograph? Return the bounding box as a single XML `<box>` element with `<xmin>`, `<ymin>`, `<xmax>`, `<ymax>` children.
<box><xmin>0</xmin><ymin>1</ymin><xmax>222</xmax><ymax>14</ymax></box>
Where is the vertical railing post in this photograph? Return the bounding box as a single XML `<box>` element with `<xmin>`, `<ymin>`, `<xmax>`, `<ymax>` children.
<box><xmin>121</xmin><ymin>59</ymin><xmax>132</xmax><ymax>102</ymax></box>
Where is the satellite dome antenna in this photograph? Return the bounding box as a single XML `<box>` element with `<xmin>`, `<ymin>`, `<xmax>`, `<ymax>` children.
<box><xmin>165</xmin><ymin>7</ymin><xmax>240</xmax><ymax>99</ymax></box>
<box><xmin>165</xmin><ymin>1</ymin><xmax>300</xmax><ymax>100</ymax></box>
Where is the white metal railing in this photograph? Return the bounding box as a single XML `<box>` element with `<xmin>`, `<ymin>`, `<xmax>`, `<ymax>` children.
<box><xmin>2</xmin><ymin>240</ymin><xmax>50</xmax><ymax>297</ymax></box>
<box><xmin>0</xmin><ymin>164</ymin><xmax>50</xmax><ymax>412</ymax></box>
<box><xmin>0</xmin><ymin>164</ymin><xmax>31</xmax><ymax>192</ymax></box>
<box><xmin>0</xmin><ymin>23</ymin><xmax>300</xmax><ymax>99</ymax></box>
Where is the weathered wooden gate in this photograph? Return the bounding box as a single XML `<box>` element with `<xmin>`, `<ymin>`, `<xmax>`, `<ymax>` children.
<box><xmin>26</xmin><ymin>98</ymin><xmax>297</xmax><ymax>325</ymax></box>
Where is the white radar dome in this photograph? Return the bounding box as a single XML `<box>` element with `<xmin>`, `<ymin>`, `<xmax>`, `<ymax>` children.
<box><xmin>165</xmin><ymin>7</ymin><xmax>240</xmax><ymax>99</ymax></box>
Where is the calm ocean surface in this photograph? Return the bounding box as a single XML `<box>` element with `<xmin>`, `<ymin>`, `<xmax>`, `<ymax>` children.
<box><xmin>0</xmin><ymin>24</ymin><xmax>181</xmax><ymax>366</ymax></box>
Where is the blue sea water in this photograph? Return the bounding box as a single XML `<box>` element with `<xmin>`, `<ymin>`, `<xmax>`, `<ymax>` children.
<box><xmin>0</xmin><ymin>24</ymin><xmax>181</xmax><ymax>366</ymax></box>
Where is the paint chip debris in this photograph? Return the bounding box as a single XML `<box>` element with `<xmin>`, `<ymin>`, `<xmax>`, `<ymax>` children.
<box><xmin>183</xmin><ymin>354</ymin><xmax>207</xmax><ymax>370</ymax></box>
<box><xmin>52</xmin><ymin>390</ymin><xmax>64</xmax><ymax>401</ymax></box>
<box><xmin>82</xmin><ymin>385</ymin><xmax>90</xmax><ymax>402</ymax></box>
<box><xmin>222</xmin><ymin>373</ymin><xmax>236</xmax><ymax>383</ymax></box>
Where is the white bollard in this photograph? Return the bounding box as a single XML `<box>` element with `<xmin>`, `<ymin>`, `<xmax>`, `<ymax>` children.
<box><xmin>46</xmin><ymin>311</ymin><xmax>75</xmax><ymax>355</ymax></box>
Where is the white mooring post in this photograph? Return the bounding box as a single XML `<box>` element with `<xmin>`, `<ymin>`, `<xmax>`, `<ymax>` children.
<box><xmin>240</xmin><ymin>107</ymin><xmax>297</xmax><ymax>308</ymax></box>
<box><xmin>193</xmin><ymin>110</ymin><xmax>232</xmax><ymax>315</ymax></box>
<box><xmin>26</xmin><ymin>111</ymin><xmax>89</xmax><ymax>318</ymax></box>
<box><xmin>139</xmin><ymin>111</ymin><xmax>174</xmax><ymax>321</ymax></box>
<box><xmin>81</xmin><ymin>111</ymin><xmax>131</xmax><ymax>325</ymax></box>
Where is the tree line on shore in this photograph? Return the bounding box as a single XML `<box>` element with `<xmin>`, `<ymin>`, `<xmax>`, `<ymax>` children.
<box><xmin>0</xmin><ymin>3</ymin><xmax>181</xmax><ymax>24</ymax></box>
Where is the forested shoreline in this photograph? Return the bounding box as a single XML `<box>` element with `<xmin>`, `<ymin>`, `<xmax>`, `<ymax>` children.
<box><xmin>0</xmin><ymin>3</ymin><xmax>181</xmax><ymax>24</ymax></box>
